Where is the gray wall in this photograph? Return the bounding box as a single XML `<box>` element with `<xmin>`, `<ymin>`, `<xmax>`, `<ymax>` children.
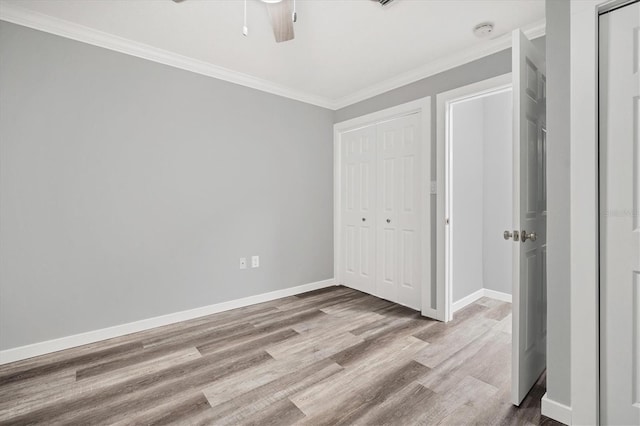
<box><xmin>544</xmin><ymin>0</ymin><xmax>571</xmax><ymax>407</ymax></box>
<box><xmin>0</xmin><ymin>22</ymin><xmax>334</xmax><ymax>351</ymax></box>
<box><xmin>451</xmin><ymin>98</ymin><xmax>485</xmax><ymax>302</ymax></box>
<box><xmin>334</xmin><ymin>36</ymin><xmax>544</xmax><ymax>309</ymax></box>
<box><xmin>482</xmin><ymin>91</ymin><xmax>513</xmax><ymax>296</ymax></box>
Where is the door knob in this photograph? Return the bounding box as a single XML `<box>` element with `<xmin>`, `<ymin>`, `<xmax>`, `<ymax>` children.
<box><xmin>362</xmin><ymin>218</ymin><xmax>366</xmax><ymax>222</ymax></box>
<box><xmin>521</xmin><ymin>230</ymin><xmax>537</xmax><ymax>242</ymax></box>
<box><xmin>386</xmin><ymin>219</ymin><xmax>391</xmax><ymax>223</ymax></box>
<box><xmin>504</xmin><ymin>230</ymin><xmax>520</xmax><ymax>241</ymax></box>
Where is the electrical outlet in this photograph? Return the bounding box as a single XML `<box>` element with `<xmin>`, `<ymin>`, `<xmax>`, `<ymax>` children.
<box><xmin>239</xmin><ymin>257</ymin><xmax>247</xmax><ymax>270</ymax></box>
<box><xmin>251</xmin><ymin>255</ymin><xmax>259</xmax><ymax>268</ymax></box>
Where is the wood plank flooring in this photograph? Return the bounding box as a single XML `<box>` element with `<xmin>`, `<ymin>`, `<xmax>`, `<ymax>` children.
<box><xmin>0</xmin><ymin>286</ymin><xmax>562</xmax><ymax>425</ymax></box>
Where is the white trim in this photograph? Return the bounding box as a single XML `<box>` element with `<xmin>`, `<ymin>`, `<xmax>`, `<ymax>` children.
<box><xmin>0</xmin><ymin>3</ymin><xmax>334</xmax><ymax>109</ymax></box>
<box><xmin>483</xmin><ymin>288</ymin><xmax>513</xmax><ymax>303</ymax></box>
<box><xmin>452</xmin><ymin>288</ymin><xmax>513</xmax><ymax>313</ymax></box>
<box><xmin>333</xmin><ymin>97</ymin><xmax>432</xmax><ymax>317</ymax></box>
<box><xmin>436</xmin><ymin>73</ymin><xmax>513</xmax><ymax>322</ymax></box>
<box><xmin>541</xmin><ymin>392</ymin><xmax>573</xmax><ymax>425</ymax></box>
<box><xmin>0</xmin><ymin>2</ymin><xmax>545</xmax><ymax>110</ymax></box>
<box><xmin>333</xmin><ymin>98</ymin><xmax>431</xmax><ymax>133</ymax></box>
<box><xmin>0</xmin><ymin>278</ymin><xmax>335</xmax><ymax>365</ymax></box>
<box><xmin>569</xmin><ymin>1</ymin><xmax>603</xmax><ymax>424</ymax></box>
<box><xmin>452</xmin><ymin>289</ymin><xmax>485</xmax><ymax>313</ymax></box>
<box><xmin>331</xmin><ymin>20</ymin><xmax>545</xmax><ymax>110</ymax></box>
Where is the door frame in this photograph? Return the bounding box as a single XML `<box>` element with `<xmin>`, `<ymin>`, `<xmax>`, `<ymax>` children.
<box><xmin>435</xmin><ymin>73</ymin><xmax>512</xmax><ymax>322</ymax></box>
<box><xmin>333</xmin><ymin>97</ymin><xmax>433</xmax><ymax>317</ymax></box>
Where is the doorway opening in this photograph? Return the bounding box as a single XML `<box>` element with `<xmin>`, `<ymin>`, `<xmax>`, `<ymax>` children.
<box><xmin>447</xmin><ymin>87</ymin><xmax>514</xmax><ymax>319</ymax></box>
<box><xmin>436</xmin><ymin>73</ymin><xmax>515</xmax><ymax>324</ymax></box>
<box><xmin>437</xmin><ymin>32</ymin><xmax>547</xmax><ymax>409</ymax></box>
<box><xmin>437</xmin><ymin>65</ymin><xmax>548</xmax><ymax>412</ymax></box>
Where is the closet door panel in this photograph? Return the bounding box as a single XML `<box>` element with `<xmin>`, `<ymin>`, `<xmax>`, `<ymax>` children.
<box><xmin>397</xmin><ymin>115</ymin><xmax>422</xmax><ymax>310</ymax></box>
<box><xmin>341</xmin><ymin>126</ymin><xmax>376</xmax><ymax>294</ymax></box>
<box><xmin>376</xmin><ymin>125</ymin><xmax>400</xmax><ymax>302</ymax></box>
<box><xmin>376</xmin><ymin>114</ymin><xmax>421</xmax><ymax>309</ymax></box>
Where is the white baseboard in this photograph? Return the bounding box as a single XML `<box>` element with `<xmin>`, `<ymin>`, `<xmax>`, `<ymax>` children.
<box><xmin>452</xmin><ymin>289</ymin><xmax>485</xmax><ymax>313</ymax></box>
<box><xmin>541</xmin><ymin>392</ymin><xmax>572</xmax><ymax>425</ymax></box>
<box><xmin>483</xmin><ymin>288</ymin><xmax>512</xmax><ymax>303</ymax></box>
<box><xmin>0</xmin><ymin>278</ymin><xmax>335</xmax><ymax>365</ymax></box>
<box><xmin>452</xmin><ymin>288</ymin><xmax>513</xmax><ymax>313</ymax></box>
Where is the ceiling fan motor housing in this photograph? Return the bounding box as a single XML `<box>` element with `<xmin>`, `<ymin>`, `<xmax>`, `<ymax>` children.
<box><xmin>372</xmin><ymin>0</ymin><xmax>395</xmax><ymax>6</ymax></box>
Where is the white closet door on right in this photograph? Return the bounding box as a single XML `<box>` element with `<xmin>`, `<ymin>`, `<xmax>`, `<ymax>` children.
<box><xmin>376</xmin><ymin>113</ymin><xmax>422</xmax><ymax>310</ymax></box>
<box><xmin>599</xmin><ymin>2</ymin><xmax>640</xmax><ymax>425</ymax></box>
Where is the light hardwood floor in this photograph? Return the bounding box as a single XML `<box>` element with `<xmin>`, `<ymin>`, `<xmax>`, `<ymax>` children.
<box><xmin>0</xmin><ymin>286</ymin><xmax>561</xmax><ymax>425</ymax></box>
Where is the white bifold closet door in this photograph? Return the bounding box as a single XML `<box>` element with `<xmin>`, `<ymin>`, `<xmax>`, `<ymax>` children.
<box><xmin>599</xmin><ymin>2</ymin><xmax>640</xmax><ymax>424</ymax></box>
<box><xmin>341</xmin><ymin>113</ymin><xmax>421</xmax><ymax>310</ymax></box>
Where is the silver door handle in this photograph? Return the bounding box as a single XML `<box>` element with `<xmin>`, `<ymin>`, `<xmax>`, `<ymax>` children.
<box><xmin>521</xmin><ymin>230</ymin><xmax>537</xmax><ymax>242</ymax></box>
<box><xmin>504</xmin><ymin>230</ymin><xmax>520</xmax><ymax>241</ymax></box>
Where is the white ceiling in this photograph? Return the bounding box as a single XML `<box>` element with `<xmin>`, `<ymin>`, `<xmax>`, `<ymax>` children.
<box><xmin>0</xmin><ymin>0</ymin><xmax>545</xmax><ymax>109</ymax></box>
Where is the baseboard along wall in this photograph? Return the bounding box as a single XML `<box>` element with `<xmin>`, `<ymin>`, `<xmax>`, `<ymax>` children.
<box><xmin>0</xmin><ymin>278</ymin><xmax>335</xmax><ymax>365</ymax></box>
<box><xmin>2</xmin><ymin>282</ymin><xmax>514</xmax><ymax>365</ymax></box>
<box><xmin>541</xmin><ymin>392</ymin><xmax>572</xmax><ymax>425</ymax></box>
<box><xmin>452</xmin><ymin>288</ymin><xmax>513</xmax><ymax>313</ymax></box>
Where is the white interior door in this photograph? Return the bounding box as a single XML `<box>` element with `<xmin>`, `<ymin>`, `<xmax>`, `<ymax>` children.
<box><xmin>511</xmin><ymin>29</ymin><xmax>547</xmax><ymax>406</ymax></box>
<box><xmin>341</xmin><ymin>125</ymin><xmax>377</xmax><ymax>295</ymax></box>
<box><xmin>376</xmin><ymin>114</ymin><xmax>422</xmax><ymax>310</ymax></box>
<box><xmin>599</xmin><ymin>2</ymin><xmax>640</xmax><ymax>424</ymax></box>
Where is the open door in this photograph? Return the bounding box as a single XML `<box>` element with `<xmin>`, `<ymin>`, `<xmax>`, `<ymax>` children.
<box><xmin>511</xmin><ymin>29</ymin><xmax>547</xmax><ymax>405</ymax></box>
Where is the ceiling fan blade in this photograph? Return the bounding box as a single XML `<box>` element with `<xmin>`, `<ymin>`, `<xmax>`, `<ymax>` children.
<box><xmin>266</xmin><ymin>0</ymin><xmax>294</xmax><ymax>43</ymax></box>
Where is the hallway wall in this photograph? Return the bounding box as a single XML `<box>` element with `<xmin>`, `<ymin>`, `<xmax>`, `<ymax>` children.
<box><xmin>451</xmin><ymin>98</ymin><xmax>485</xmax><ymax>302</ymax></box>
<box><xmin>451</xmin><ymin>91</ymin><xmax>513</xmax><ymax>304</ymax></box>
<box><xmin>482</xmin><ymin>91</ymin><xmax>513</xmax><ymax>296</ymax></box>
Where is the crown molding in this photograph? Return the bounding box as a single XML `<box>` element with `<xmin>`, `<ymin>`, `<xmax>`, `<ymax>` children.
<box><xmin>0</xmin><ymin>3</ymin><xmax>545</xmax><ymax>111</ymax></box>
<box><xmin>0</xmin><ymin>3</ymin><xmax>336</xmax><ymax>109</ymax></box>
<box><xmin>330</xmin><ymin>19</ymin><xmax>546</xmax><ymax>110</ymax></box>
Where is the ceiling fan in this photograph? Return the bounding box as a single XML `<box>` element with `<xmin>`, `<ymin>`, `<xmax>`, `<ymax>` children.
<box><xmin>172</xmin><ymin>0</ymin><xmax>297</xmax><ymax>43</ymax></box>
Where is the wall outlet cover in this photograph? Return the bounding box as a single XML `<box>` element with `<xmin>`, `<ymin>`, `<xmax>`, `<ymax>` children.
<box><xmin>239</xmin><ymin>257</ymin><xmax>247</xmax><ymax>270</ymax></box>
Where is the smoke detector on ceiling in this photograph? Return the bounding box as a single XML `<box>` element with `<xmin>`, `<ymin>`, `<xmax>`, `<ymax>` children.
<box><xmin>473</xmin><ymin>22</ymin><xmax>495</xmax><ymax>38</ymax></box>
